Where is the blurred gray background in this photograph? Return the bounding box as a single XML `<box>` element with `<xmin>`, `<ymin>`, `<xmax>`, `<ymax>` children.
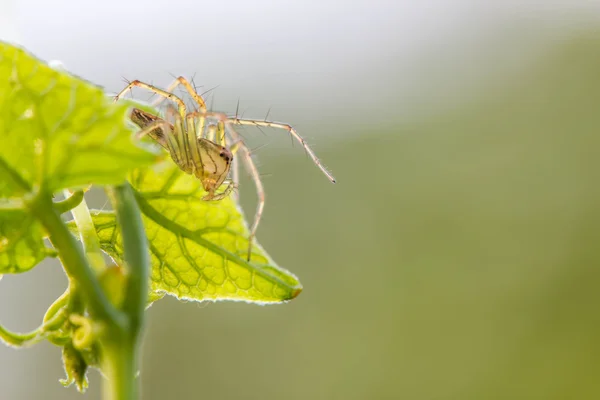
<box><xmin>2</xmin><ymin>0</ymin><xmax>600</xmax><ymax>399</ymax></box>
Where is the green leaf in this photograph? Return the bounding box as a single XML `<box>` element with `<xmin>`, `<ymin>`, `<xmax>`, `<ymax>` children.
<box><xmin>0</xmin><ymin>42</ymin><xmax>158</xmax><ymax>194</ymax></box>
<box><xmin>0</xmin><ymin>210</ymin><xmax>51</xmax><ymax>273</ymax></box>
<box><xmin>75</xmin><ymin>162</ymin><xmax>302</xmax><ymax>304</ymax></box>
<box><xmin>0</xmin><ymin>42</ymin><xmax>158</xmax><ymax>273</ymax></box>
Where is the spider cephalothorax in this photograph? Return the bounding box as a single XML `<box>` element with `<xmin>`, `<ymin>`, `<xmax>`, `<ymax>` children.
<box><xmin>115</xmin><ymin>77</ymin><xmax>335</xmax><ymax>260</ymax></box>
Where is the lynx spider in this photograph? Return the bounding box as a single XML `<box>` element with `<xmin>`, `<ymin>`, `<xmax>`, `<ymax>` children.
<box><xmin>114</xmin><ymin>77</ymin><xmax>336</xmax><ymax>261</ymax></box>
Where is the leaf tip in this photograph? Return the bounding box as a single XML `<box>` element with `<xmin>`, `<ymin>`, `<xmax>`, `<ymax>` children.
<box><xmin>290</xmin><ymin>287</ymin><xmax>303</xmax><ymax>299</ymax></box>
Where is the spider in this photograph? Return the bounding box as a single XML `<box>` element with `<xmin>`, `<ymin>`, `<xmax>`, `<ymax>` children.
<box><xmin>114</xmin><ymin>77</ymin><xmax>336</xmax><ymax>261</ymax></box>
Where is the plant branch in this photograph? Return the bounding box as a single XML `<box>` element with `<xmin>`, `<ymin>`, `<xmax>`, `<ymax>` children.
<box><xmin>107</xmin><ymin>183</ymin><xmax>149</xmax><ymax>336</ymax></box>
<box><xmin>0</xmin><ymin>323</ymin><xmax>42</xmax><ymax>347</ymax></box>
<box><xmin>98</xmin><ymin>182</ymin><xmax>148</xmax><ymax>400</ymax></box>
<box><xmin>64</xmin><ymin>189</ymin><xmax>105</xmax><ymax>274</ymax></box>
<box><xmin>103</xmin><ymin>340</ymin><xmax>137</xmax><ymax>400</ymax></box>
<box><xmin>28</xmin><ymin>191</ymin><xmax>125</xmax><ymax>329</ymax></box>
<box><xmin>43</xmin><ymin>288</ymin><xmax>70</xmax><ymax>323</ymax></box>
<box><xmin>54</xmin><ymin>190</ymin><xmax>85</xmax><ymax>214</ymax></box>
<box><xmin>0</xmin><ymin>307</ymin><xmax>69</xmax><ymax>348</ymax></box>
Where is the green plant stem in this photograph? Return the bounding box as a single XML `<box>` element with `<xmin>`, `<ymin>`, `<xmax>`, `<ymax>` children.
<box><xmin>103</xmin><ymin>339</ymin><xmax>137</xmax><ymax>400</ymax></box>
<box><xmin>0</xmin><ymin>306</ymin><xmax>69</xmax><ymax>348</ymax></box>
<box><xmin>107</xmin><ymin>183</ymin><xmax>149</xmax><ymax>335</ymax></box>
<box><xmin>31</xmin><ymin>188</ymin><xmax>147</xmax><ymax>400</ymax></box>
<box><xmin>54</xmin><ymin>190</ymin><xmax>85</xmax><ymax>214</ymax></box>
<box><xmin>0</xmin><ymin>323</ymin><xmax>40</xmax><ymax>347</ymax></box>
<box><xmin>65</xmin><ymin>189</ymin><xmax>105</xmax><ymax>273</ymax></box>
<box><xmin>95</xmin><ymin>182</ymin><xmax>149</xmax><ymax>400</ymax></box>
<box><xmin>43</xmin><ymin>287</ymin><xmax>70</xmax><ymax>322</ymax></box>
<box><xmin>27</xmin><ymin>191</ymin><xmax>125</xmax><ymax>329</ymax></box>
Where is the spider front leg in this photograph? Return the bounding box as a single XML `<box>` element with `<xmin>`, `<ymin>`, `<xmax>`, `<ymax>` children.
<box><xmin>225</xmin><ymin>126</ymin><xmax>266</xmax><ymax>261</ymax></box>
<box><xmin>152</xmin><ymin>76</ymin><xmax>207</xmax><ymax>112</ymax></box>
<box><xmin>229</xmin><ymin>117</ymin><xmax>336</xmax><ymax>184</ymax></box>
<box><xmin>133</xmin><ymin>119</ymin><xmax>173</xmax><ymax>142</ymax></box>
<box><xmin>114</xmin><ymin>79</ymin><xmax>188</xmax><ymax>121</ymax></box>
<box><xmin>188</xmin><ymin>111</ymin><xmax>337</xmax><ymax>184</ymax></box>
<box><xmin>231</xmin><ymin>146</ymin><xmax>240</xmax><ymax>202</ymax></box>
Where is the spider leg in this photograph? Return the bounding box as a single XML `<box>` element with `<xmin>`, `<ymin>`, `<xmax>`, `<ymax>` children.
<box><xmin>185</xmin><ymin>111</ymin><xmax>219</xmax><ymax>142</ymax></box>
<box><xmin>133</xmin><ymin>120</ymin><xmax>172</xmax><ymax>141</ymax></box>
<box><xmin>156</xmin><ymin>103</ymin><xmax>190</xmax><ymax>171</ymax></box>
<box><xmin>129</xmin><ymin>119</ymin><xmax>174</xmax><ymax>164</ymax></box>
<box><xmin>186</xmin><ymin>111</ymin><xmax>336</xmax><ymax>184</ymax></box>
<box><xmin>114</xmin><ymin>80</ymin><xmax>188</xmax><ymax>121</ymax></box>
<box><xmin>216</xmin><ymin>121</ymin><xmax>226</xmax><ymax>146</ymax></box>
<box><xmin>185</xmin><ymin>113</ymin><xmax>201</xmax><ymax>169</ymax></box>
<box><xmin>222</xmin><ymin>137</ymin><xmax>242</xmax><ymax>202</ymax></box>
<box><xmin>129</xmin><ymin>108</ymin><xmax>172</xmax><ymax>150</ymax></box>
<box><xmin>229</xmin><ymin>140</ymin><xmax>243</xmax><ymax>155</ymax></box>
<box><xmin>203</xmin><ymin>180</ymin><xmax>237</xmax><ymax>201</ymax></box>
<box><xmin>152</xmin><ymin>76</ymin><xmax>207</xmax><ymax>112</ymax></box>
<box><xmin>195</xmin><ymin>112</ymin><xmax>206</xmax><ymax>140</ymax></box>
<box><xmin>123</xmin><ymin>100</ymin><xmax>185</xmax><ymax>171</ymax></box>
<box><xmin>172</xmin><ymin>116</ymin><xmax>192</xmax><ymax>173</ymax></box>
<box><xmin>226</xmin><ymin>125</ymin><xmax>265</xmax><ymax>261</ymax></box>
<box><xmin>229</xmin><ymin>117</ymin><xmax>336</xmax><ymax>183</ymax></box>
<box><xmin>231</xmin><ymin>150</ymin><xmax>240</xmax><ymax>202</ymax></box>
<box><xmin>205</xmin><ymin>124</ymin><xmax>217</xmax><ymax>142</ymax></box>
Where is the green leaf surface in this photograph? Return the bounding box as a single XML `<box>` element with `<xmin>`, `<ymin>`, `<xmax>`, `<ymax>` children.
<box><xmin>0</xmin><ymin>42</ymin><xmax>158</xmax><ymax>273</ymax></box>
<box><xmin>0</xmin><ymin>42</ymin><xmax>158</xmax><ymax>194</ymax></box>
<box><xmin>76</xmin><ymin>162</ymin><xmax>302</xmax><ymax>304</ymax></box>
<box><xmin>0</xmin><ymin>210</ymin><xmax>50</xmax><ymax>273</ymax></box>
